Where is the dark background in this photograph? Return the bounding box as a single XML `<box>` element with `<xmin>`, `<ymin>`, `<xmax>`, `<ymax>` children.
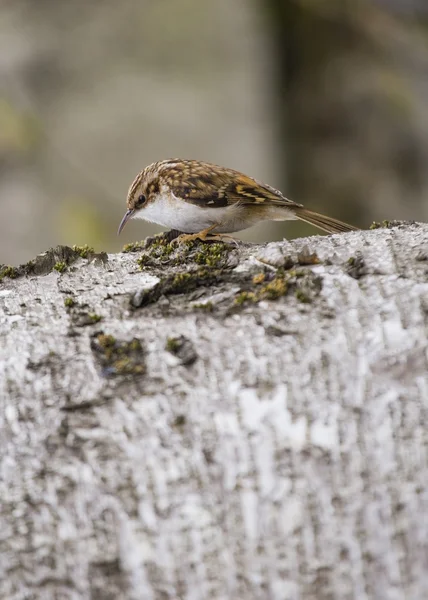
<box><xmin>1</xmin><ymin>0</ymin><xmax>428</xmax><ymax>264</ymax></box>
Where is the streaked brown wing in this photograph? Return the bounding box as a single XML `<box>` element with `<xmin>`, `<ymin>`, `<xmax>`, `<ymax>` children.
<box><xmin>224</xmin><ymin>173</ymin><xmax>303</xmax><ymax>208</ymax></box>
<box><xmin>163</xmin><ymin>161</ymin><xmax>303</xmax><ymax>209</ymax></box>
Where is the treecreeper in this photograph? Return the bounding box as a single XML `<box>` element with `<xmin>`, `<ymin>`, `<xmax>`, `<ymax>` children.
<box><xmin>118</xmin><ymin>159</ymin><xmax>358</xmax><ymax>243</ymax></box>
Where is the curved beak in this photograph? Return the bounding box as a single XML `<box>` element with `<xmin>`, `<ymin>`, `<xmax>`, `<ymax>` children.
<box><xmin>117</xmin><ymin>209</ymin><xmax>135</xmax><ymax>235</ymax></box>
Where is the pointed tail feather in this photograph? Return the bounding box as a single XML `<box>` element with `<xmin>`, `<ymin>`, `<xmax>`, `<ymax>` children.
<box><xmin>293</xmin><ymin>207</ymin><xmax>358</xmax><ymax>234</ymax></box>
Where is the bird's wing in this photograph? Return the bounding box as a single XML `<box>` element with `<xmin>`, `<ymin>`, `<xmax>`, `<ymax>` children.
<box><xmin>164</xmin><ymin>162</ymin><xmax>303</xmax><ymax>209</ymax></box>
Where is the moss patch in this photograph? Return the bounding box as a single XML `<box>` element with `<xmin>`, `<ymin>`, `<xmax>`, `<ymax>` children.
<box><xmin>129</xmin><ymin>237</ymin><xmax>323</xmax><ymax>312</ymax></box>
<box><xmin>295</xmin><ymin>289</ymin><xmax>310</xmax><ymax>303</ymax></box>
<box><xmin>235</xmin><ymin>271</ymin><xmax>289</xmax><ymax>305</ymax></box>
<box><xmin>192</xmin><ymin>301</ymin><xmax>214</xmax><ymax>312</ymax></box>
<box><xmin>31</xmin><ymin>246</ymin><xmax>80</xmax><ymax>276</ymax></box>
<box><xmin>72</xmin><ymin>244</ymin><xmax>94</xmax><ymax>258</ymax></box>
<box><xmin>234</xmin><ymin>291</ymin><xmax>257</xmax><ymax>306</ymax></box>
<box><xmin>64</xmin><ymin>297</ymin><xmax>76</xmax><ymax>308</ymax></box>
<box><xmin>369</xmin><ymin>220</ymin><xmax>410</xmax><ymax>230</ymax></box>
<box><xmin>137</xmin><ymin>238</ymin><xmax>176</xmax><ymax>268</ymax></box>
<box><xmin>297</xmin><ymin>249</ymin><xmax>320</xmax><ymax>266</ymax></box>
<box><xmin>123</xmin><ymin>232</ymin><xmax>181</xmax><ymax>253</ymax></box>
<box><xmin>0</xmin><ymin>245</ymin><xmax>107</xmax><ymax>283</ymax></box>
<box><xmin>136</xmin><ymin>237</ymin><xmax>234</xmax><ymax>270</ymax></box>
<box><xmin>165</xmin><ymin>335</ymin><xmax>197</xmax><ymax>366</ymax></box>
<box><xmin>0</xmin><ymin>266</ymin><xmax>18</xmax><ymax>280</ymax></box>
<box><xmin>69</xmin><ymin>309</ymin><xmax>104</xmax><ymax>327</ymax></box>
<box><xmin>172</xmin><ymin>272</ymin><xmax>192</xmax><ymax>288</ymax></box>
<box><xmin>252</xmin><ymin>272</ymin><xmax>266</xmax><ymax>285</ymax></box>
<box><xmin>54</xmin><ymin>261</ymin><xmax>67</xmax><ymax>273</ymax></box>
<box><xmin>233</xmin><ymin>268</ymin><xmax>322</xmax><ymax>307</ymax></box>
<box><xmin>166</xmin><ymin>337</ymin><xmax>181</xmax><ymax>353</ymax></box>
<box><xmin>122</xmin><ymin>240</ymin><xmax>146</xmax><ymax>253</ymax></box>
<box><xmin>194</xmin><ymin>243</ymin><xmax>230</xmax><ymax>268</ymax></box>
<box><xmin>88</xmin><ymin>313</ymin><xmax>102</xmax><ymax>324</ymax></box>
<box><xmin>91</xmin><ymin>332</ymin><xmax>145</xmax><ymax>376</ymax></box>
<box><xmin>346</xmin><ymin>253</ymin><xmax>366</xmax><ymax>279</ymax></box>
<box><xmin>131</xmin><ymin>268</ymin><xmax>219</xmax><ymax>308</ymax></box>
<box><xmin>370</xmin><ymin>220</ymin><xmax>390</xmax><ymax>230</ymax></box>
<box><xmin>132</xmin><ymin>256</ymin><xmax>323</xmax><ymax>312</ymax></box>
<box><xmin>259</xmin><ymin>276</ymin><xmax>288</xmax><ymax>300</ymax></box>
<box><xmin>144</xmin><ymin>230</ymin><xmax>182</xmax><ymax>247</ymax></box>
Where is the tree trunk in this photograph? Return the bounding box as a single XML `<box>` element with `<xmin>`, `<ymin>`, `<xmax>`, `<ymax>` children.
<box><xmin>1</xmin><ymin>223</ymin><xmax>427</xmax><ymax>599</ymax></box>
<box><xmin>263</xmin><ymin>0</ymin><xmax>428</xmax><ymax>232</ymax></box>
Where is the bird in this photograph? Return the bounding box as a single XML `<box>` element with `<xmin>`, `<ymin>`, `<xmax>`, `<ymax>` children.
<box><xmin>118</xmin><ymin>159</ymin><xmax>358</xmax><ymax>243</ymax></box>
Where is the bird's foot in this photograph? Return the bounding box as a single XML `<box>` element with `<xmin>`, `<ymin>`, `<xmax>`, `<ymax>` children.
<box><xmin>171</xmin><ymin>227</ymin><xmax>239</xmax><ymax>247</ymax></box>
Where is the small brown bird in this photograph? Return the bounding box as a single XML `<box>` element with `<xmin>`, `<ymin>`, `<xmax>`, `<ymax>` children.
<box><xmin>118</xmin><ymin>159</ymin><xmax>358</xmax><ymax>243</ymax></box>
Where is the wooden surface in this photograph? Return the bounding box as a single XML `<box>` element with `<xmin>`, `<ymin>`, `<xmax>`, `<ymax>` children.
<box><xmin>1</xmin><ymin>223</ymin><xmax>427</xmax><ymax>599</ymax></box>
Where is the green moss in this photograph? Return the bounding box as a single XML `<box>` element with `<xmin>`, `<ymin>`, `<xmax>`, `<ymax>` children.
<box><xmin>22</xmin><ymin>260</ymin><xmax>35</xmax><ymax>274</ymax></box>
<box><xmin>172</xmin><ymin>272</ymin><xmax>192</xmax><ymax>290</ymax></box>
<box><xmin>346</xmin><ymin>253</ymin><xmax>366</xmax><ymax>279</ymax></box>
<box><xmin>1</xmin><ymin>246</ymin><xmax>83</xmax><ymax>279</ymax></box>
<box><xmin>128</xmin><ymin>339</ymin><xmax>142</xmax><ymax>352</ymax></box>
<box><xmin>122</xmin><ymin>240</ymin><xmax>146</xmax><ymax>253</ymax></box>
<box><xmin>193</xmin><ymin>301</ymin><xmax>214</xmax><ymax>312</ymax></box>
<box><xmin>164</xmin><ymin>335</ymin><xmax>197</xmax><ymax>365</ymax></box>
<box><xmin>259</xmin><ymin>276</ymin><xmax>288</xmax><ymax>300</ymax></box>
<box><xmin>91</xmin><ymin>332</ymin><xmax>145</xmax><ymax>376</ymax></box>
<box><xmin>97</xmin><ymin>333</ymin><xmax>116</xmax><ymax>348</ymax></box>
<box><xmin>64</xmin><ymin>297</ymin><xmax>76</xmax><ymax>308</ymax></box>
<box><xmin>136</xmin><ymin>238</ymin><xmax>233</xmax><ymax>270</ymax></box>
<box><xmin>54</xmin><ymin>262</ymin><xmax>67</xmax><ymax>273</ymax></box>
<box><xmin>132</xmin><ymin>247</ymin><xmax>320</xmax><ymax>312</ymax></box>
<box><xmin>159</xmin><ymin>242</ymin><xmax>176</xmax><ymax>255</ymax></box>
<box><xmin>149</xmin><ymin>238</ymin><xmax>175</xmax><ymax>256</ymax></box>
<box><xmin>233</xmin><ymin>266</ymin><xmax>321</xmax><ymax>308</ymax></box>
<box><xmin>137</xmin><ymin>238</ymin><xmax>177</xmax><ymax>268</ymax></box>
<box><xmin>252</xmin><ymin>273</ymin><xmax>266</xmax><ymax>285</ymax></box>
<box><xmin>297</xmin><ymin>250</ymin><xmax>320</xmax><ymax>265</ymax></box>
<box><xmin>295</xmin><ymin>289</ymin><xmax>311</xmax><ymax>303</ymax></box>
<box><xmin>166</xmin><ymin>337</ymin><xmax>181</xmax><ymax>352</ymax></box>
<box><xmin>88</xmin><ymin>313</ymin><xmax>102</xmax><ymax>324</ymax></box>
<box><xmin>113</xmin><ymin>358</ymin><xmax>145</xmax><ymax>374</ymax></box>
<box><xmin>0</xmin><ymin>266</ymin><xmax>18</xmax><ymax>280</ymax></box>
<box><xmin>72</xmin><ymin>244</ymin><xmax>94</xmax><ymax>258</ymax></box>
<box><xmin>234</xmin><ymin>291</ymin><xmax>257</xmax><ymax>306</ymax></box>
<box><xmin>370</xmin><ymin>220</ymin><xmax>391</xmax><ymax>230</ymax></box>
<box><xmin>194</xmin><ymin>243</ymin><xmax>229</xmax><ymax>267</ymax></box>
<box><xmin>137</xmin><ymin>254</ymin><xmax>151</xmax><ymax>268</ymax></box>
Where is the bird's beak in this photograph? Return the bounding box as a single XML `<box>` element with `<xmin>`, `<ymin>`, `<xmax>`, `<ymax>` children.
<box><xmin>117</xmin><ymin>209</ymin><xmax>135</xmax><ymax>235</ymax></box>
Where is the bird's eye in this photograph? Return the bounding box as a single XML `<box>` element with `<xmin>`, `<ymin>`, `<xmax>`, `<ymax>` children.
<box><xmin>135</xmin><ymin>194</ymin><xmax>146</xmax><ymax>208</ymax></box>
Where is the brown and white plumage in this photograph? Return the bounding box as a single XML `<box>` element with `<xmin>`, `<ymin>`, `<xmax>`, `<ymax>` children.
<box><xmin>118</xmin><ymin>159</ymin><xmax>358</xmax><ymax>240</ymax></box>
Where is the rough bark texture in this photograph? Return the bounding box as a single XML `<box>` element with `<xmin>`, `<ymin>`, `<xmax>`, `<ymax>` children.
<box><xmin>1</xmin><ymin>223</ymin><xmax>428</xmax><ymax>600</ymax></box>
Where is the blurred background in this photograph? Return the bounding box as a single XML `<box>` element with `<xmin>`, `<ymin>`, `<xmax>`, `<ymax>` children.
<box><xmin>1</xmin><ymin>0</ymin><xmax>428</xmax><ymax>265</ymax></box>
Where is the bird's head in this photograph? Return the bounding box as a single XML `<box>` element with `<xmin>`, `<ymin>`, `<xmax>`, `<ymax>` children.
<box><xmin>117</xmin><ymin>163</ymin><xmax>161</xmax><ymax>235</ymax></box>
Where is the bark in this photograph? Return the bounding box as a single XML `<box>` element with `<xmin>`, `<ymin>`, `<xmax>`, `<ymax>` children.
<box><xmin>1</xmin><ymin>223</ymin><xmax>428</xmax><ymax>600</ymax></box>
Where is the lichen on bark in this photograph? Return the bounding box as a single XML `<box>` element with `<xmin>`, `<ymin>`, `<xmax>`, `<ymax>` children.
<box><xmin>1</xmin><ymin>222</ymin><xmax>428</xmax><ymax>599</ymax></box>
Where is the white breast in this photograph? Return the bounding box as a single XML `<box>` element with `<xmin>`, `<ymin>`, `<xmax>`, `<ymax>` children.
<box><xmin>134</xmin><ymin>193</ymin><xmax>226</xmax><ymax>233</ymax></box>
<box><xmin>134</xmin><ymin>192</ymin><xmax>298</xmax><ymax>234</ymax></box>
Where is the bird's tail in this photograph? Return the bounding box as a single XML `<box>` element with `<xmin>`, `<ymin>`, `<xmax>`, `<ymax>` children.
<box><xmin>293</xmin><ymin>207</ymin><xmax>358</xmax><ymax>234</ymax></box>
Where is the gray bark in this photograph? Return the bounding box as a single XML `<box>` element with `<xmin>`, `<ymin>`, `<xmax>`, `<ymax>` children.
<box><xmin>1</xmin><ymin>223</ymin><xmax>428</xmax><ymax>600</ymax></box>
